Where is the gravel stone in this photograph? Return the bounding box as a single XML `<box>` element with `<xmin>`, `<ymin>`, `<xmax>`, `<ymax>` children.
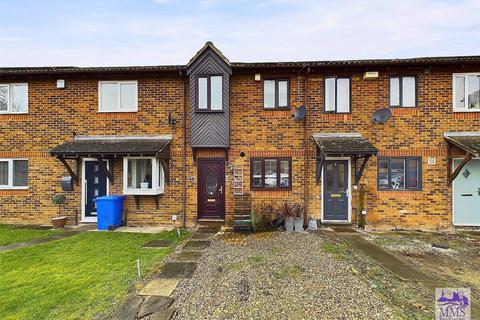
<box><xmin>171</xmin><ymin>231</ymin><xmax>396</xmax><ymax>320</ymax></box>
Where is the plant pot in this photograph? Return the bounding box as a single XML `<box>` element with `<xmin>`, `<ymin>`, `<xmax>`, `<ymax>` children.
<box><xmin>140</xmin><ymin>182</ymin><xmax>149</xmax><ymax>189</ymax></box>
<box><xmin>52</xmin><ymin>216</ymin><xmax>67</xmax><ymax>229</ymax></box>
<box><xmin>308</xmin><ymin>218</ymin><xmax>318</xmax><ymax>231</ymax></box>
<box><xmin>294</xmin><ymin>217</ymin><xmax>304</xmax><ymax>232</ymax></box>
<box><xmin>285</xmin><ymin>217</ymin><xmax>294</xmax><ymax>233</ymax></box>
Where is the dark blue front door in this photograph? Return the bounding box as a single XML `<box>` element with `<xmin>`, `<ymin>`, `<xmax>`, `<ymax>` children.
<box><xmin>84</xmin><ymin>160</ymin><xmax>108</xmax><ymax>219</ymax></box>
<box><xmin>323</xmin><ymin>160</ymin><xmax>349</xmax><ymax>221</ymax></box>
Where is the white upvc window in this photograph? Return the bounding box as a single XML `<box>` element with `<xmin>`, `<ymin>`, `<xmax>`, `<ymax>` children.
<box><xmin>98</xmin><ymin>81</ymin><xmax>138</xmax><ymax>112</ymax></box>
<box><xmin>123</xmin><ymin>157</ymin><xmax>165</xmax><ymax>195</ymax></box>
<box><xmin>0</xmin><ymin>159</ymin><xmax>28</xmax><ymax>189</ymax></box>
<box><xmin>453</xmin><ymin>73</ymin><xmax>480</xmax><ymax>112</ymax></box>
<box><xmin>324</xmin><ymin>77</ymin><xmax>350</xmax><ymax>113</ymax></box>
<box><xmin>0</xmin><ymin>83</ymin><xmax>28</xmax><ymax>114</ymax></box>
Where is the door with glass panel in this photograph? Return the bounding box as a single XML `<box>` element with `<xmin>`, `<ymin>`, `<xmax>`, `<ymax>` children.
<box><xmin>453</xmin><ymin>159</ymin><xmax>480</xmax><ymax>226</ymax></box>
<box><xmin>83</xmin><ymin>160</ymin><xmax>108</xmax><ymax>221</ymax></box>
<box><xmin>198</xmin><ymin>158</ymin><xmax>225</xmax><ymax>219</ymax></box>
<box><xmin>323</xmin><ymin>160</ymin><xmax>349</xmax><ymax>221</ymax></box>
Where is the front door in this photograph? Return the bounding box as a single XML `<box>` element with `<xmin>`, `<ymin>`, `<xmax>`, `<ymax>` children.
<box><xmin>83</xmin><ymin>160</ymin><xmax>108</xmax><ymax>221</ymax></box>
<box><xmin>453</xmin><ymin>158</ymin><xmax>480</xmax><ymax>226</ymax></box>
<box><xmin>198</xmin><ymin>158</ymin><xmax>225</xmax><ymax>220</ymax></box>
<box><xmin>323</xmin><ymin>160</ymin><xmax>349</xmax><ymax>222</ymax></box>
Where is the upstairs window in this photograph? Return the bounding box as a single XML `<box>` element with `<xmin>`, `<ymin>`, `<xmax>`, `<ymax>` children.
<box><xmin>263</xmin><ymin>79</ymin><xmax>289</xmax><ymax>109</ymax></box>
<box><xmin>0</xmin><ymin>83</ymin><xmax>28</xmax><ymax>114</ymax></box>
<box><xmin>453</xmin><ymin>73</ymin><xmax>480</xmax><ymax>112</ymax></box>
<box><xmin>378</xmin><ymin>157</ymin><xmax>421</xmax><ymax>191</ymax></box>
<box><xmin>0</xmin><ymin>159</ymin><xmax>28</xmax><ymax>189</ymax></box>
<box><xmin>251</xmin><ymin>158</ymin><xmax>291</xmax><ymax>190</ymax></box>
<box><xmin>98</xmin><ymin>81</ymin><xmax>137</xmax><ymax>112</ymax></box>
<box><xmin>198</xmin><ymin>75</ymin><xmax>223</xmax><ymax>111</ymax></box>
<box><xmin>389</xmin><ymin>76</ymin><xmax>417</xmax><ymax>107</ymax></box>
<box><xmin>324</xmin><ymin>77</ymin><xmax>350</xmax><ymax>113</ymax></box>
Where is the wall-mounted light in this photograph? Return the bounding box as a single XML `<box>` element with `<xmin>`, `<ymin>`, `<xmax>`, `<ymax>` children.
<box><xmin>57</xmin><ymin>79</ymin><xmax>65</xmax><ymax>89</ymax></box>
<box><xmin>254</xmin><ymin>74</ymin><xmax>261</xmax><ymax>81</ymax></box>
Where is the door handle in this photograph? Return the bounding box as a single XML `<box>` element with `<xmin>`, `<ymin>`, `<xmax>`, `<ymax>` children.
<box><xmin>219</xmin><ymin>186</ymin><xmax>223</xmax><ymax>194</ymax></box>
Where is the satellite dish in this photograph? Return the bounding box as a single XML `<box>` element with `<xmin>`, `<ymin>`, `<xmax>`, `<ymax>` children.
<box><xmin>371</xmin><ymin>108</ymin><xmax>392</xmax><ymax>124</ymax></box>
<box><xmin>292</xmin><ymin>105</ymin><xmax>307</xmax><ymax>120</ymax></box>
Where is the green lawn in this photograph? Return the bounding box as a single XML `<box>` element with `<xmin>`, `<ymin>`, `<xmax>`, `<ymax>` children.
<box><xmin>0</xmin><ymin>225</ymin><xmax>58</xmax><ymax>246</ymax></box>
<box><xmin>0</xmin><ymin>229</ymin><xmax>188</xmax><ymax>320</ymax></box>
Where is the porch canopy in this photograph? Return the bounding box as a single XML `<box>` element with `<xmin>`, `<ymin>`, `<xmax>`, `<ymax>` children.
<box><xmin>314</xmin><ymin>133</ymin><xmax>378</xmax><ymax>185</ymax></box>
<box><xmin>444</xmin><ymin>132</ymin><xmax>480</xmax><ymax>185</ymax></box>
<box><xmin>50</xmin><ymin>135</ymin><xmax>172</xmax><ymax>184</ymax></box>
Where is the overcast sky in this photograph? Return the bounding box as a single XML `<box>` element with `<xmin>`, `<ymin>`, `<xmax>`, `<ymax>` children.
<box><xmin>0</xmin><ymin>0</ymin><xmax>479</xmax><ymax>67</ymax></box>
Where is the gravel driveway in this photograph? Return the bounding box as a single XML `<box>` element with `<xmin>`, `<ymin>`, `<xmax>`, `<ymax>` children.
<box><xmin>172</xmin><ymin>231</ymin><xmax>397</xmax><ymax>320</ymax></box>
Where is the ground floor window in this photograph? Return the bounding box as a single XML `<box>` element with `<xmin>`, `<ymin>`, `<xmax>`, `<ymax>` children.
<box><xmin>250</xmin><ymin>157</ymin><xmax>291</xmax><ymax>190</ymax></box>
<box><xmin>123</xmin><ymin>157</ymin><xmax>164</xmax><ymax>195</ymax></box>
<box><xmin>0</xmin><ymin>159</ymin><xmax>28</xmax><ymax>189</ymax></box>
<box><xmin>377</xmin><ymin>157</ymin><xmax>421</xmax><ymax>190</ymax></box>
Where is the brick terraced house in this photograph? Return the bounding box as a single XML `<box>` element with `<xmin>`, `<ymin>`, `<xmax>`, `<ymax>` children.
<box><xmin>1</xmin><ymin>42</ymin><xmax>480</xmax><ymax>230</ymax></box>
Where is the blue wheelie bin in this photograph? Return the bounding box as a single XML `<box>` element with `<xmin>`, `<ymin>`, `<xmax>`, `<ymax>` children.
<box><xmin>95</xmin><ymin>195</ymin><xmax>127</xmax><ymax>231</ymax></box>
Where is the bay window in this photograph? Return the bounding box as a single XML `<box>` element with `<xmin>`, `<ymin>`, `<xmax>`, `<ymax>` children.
<box><xmin>123</xmin><ymin>157</ymin><xmax>165</xmax><ymax>195</ymax></box>
<box><xmin>251</xmin><ymin>158</ymin><xmax>291</xmax><ymax>190</ymax></box>
<box><xmin>453</xmin><ymin>73</ymin><xmax>480</xmax><ymax>111</ymax></box>
<box><xmin>0</xmin><ymin>83</ymin><xmax>28</xmax><ymax>114</ymax></box>
<box><xmin>0</xmin><ymin>159</ymin><xmax>28</xmax><ymax>189</ymax></box>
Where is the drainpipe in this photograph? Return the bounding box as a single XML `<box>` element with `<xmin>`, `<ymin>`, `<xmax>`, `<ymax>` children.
<box><xmin>303</xmin><ymin>66</ymin><xmax>311</xmax><ymax>226</ymax></box>
<box><xmin>182</xmin><ymin>72</ymin><xmax>187</xmax><ymax>228</ymax></box>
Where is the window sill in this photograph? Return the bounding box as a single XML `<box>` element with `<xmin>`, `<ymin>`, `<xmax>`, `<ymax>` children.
<box><xmin>123</xmin><ymin>188</ymin><xmax>164</xmax><ymax>196</ymax></box>
<box><xmin>377</xmin><ymin>188</ymin><xmax>422</xmax><ymax>192</ymax></box>
<box><xmin>0</xmin><ymin>186</ymin><xmax>29</xmax><ymax>190</ymax></box>
<box><xmin>263</xmin><ymin>107</ymin><xmax>291</xmax><ymax>111</ymax></box>
<box><xmin>97</xmin><ymin>110</ymin><xmax>138</xmax><ymax>113</ymax></box>
<box><xmin>251</xmin><ymin>188</ymin><xmax>292</xmax><ymax>191</ymax></box>
<box><xmin>453</xmin><ymin>109</ymin><xmax>480</xmax><ymax>113</ymax></box>
<box><xmin>0</xmin><ymin>112</ymin><xmax>28</xmax><ymax>115</ymax></box>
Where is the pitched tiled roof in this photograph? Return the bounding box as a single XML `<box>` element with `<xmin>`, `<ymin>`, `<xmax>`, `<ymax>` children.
<box><xmin>50</xmin><ymin>135</ymin><xmax>172</xmax><ymax>158</ymax></box>
<box><xmin>2</xmin><ymin>55</ymin><xmax>480</xmax><ymax>77</ymax></box>
<box><xmin>313</xmin><ymin>133</ymin><xmax>378</xmax><ymax>155</ymax></box>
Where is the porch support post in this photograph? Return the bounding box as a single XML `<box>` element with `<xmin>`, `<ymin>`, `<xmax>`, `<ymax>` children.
<box><xmin>354</xmin><ymin>155</ymin><xmax>371</xmax><ymax>185</ymax></box>
<box><xmin>57</xmin><ymin>156</ymin><xmax>79</xmax><ymax>184</ymax></box>
<box><xmin>316</xmin><ymin>147</ymin><xmax>327</xmax><ymax>183</ymax></box>
<box><xmin>447</xmin><ymin>154</ymin><xmax>473</xmax><ymax>185</ymax></box>
<box><xmin>159</xmin><ymin>159</ymin><xmax>170</xmax><ymax>185</ymax></box>
<box><xmin>96</xmin><ymin>157</ymin><xmax>114</xmax><ymax>184</ymax></box>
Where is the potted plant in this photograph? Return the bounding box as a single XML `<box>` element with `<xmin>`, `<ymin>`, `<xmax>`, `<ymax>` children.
<box><xmin>281</xmin><ymin>202</ymin><xmax>295</xmax><ymax>233</ymax></box>
<box><xmin>51</xmin><ymin>194</ymin><xmax>67</xmax><ymax>228</ymax></box>
<box><xmin>293</xmin><ymin>204</ymin><xmax>304</xmax><ymax>232</ymax></box>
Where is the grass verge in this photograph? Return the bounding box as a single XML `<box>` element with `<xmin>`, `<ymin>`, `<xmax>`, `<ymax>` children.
<box><xmin>0</xmin><ymin>224</ymin><xmax>58</xmax><ymax>246</ymax></box>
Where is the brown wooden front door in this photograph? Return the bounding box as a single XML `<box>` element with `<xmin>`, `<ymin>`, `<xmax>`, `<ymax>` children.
<box><xmin>198</xmin><ymin>158</ymin><xmax>225</xmax><ymax>219</ymax></box>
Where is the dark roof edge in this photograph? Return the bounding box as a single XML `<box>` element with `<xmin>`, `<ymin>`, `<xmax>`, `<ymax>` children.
<box><xmin>2</xmin><ymin>55</ymin><xmax>480</xmax><ymax>77</ymax></box>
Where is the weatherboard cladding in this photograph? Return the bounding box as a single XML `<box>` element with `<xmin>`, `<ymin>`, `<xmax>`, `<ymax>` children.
<box><xmin>188</xmin><ymin>47</ymin><xmax>231</xmax><ymax>148</ymax></box>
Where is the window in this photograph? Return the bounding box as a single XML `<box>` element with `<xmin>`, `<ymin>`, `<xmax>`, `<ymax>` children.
<box><xmin>0</xmin><ymin>83</ymin><xmax>28</xmax><ymax>114</ymax></box>
<box><xmin>250</xmin><ymin>158</ymin><xmax>291</xmax><ymax>190</ymax></box>
<box><xmin>0</xmin><ymin>159</ymin><xmax>28</xmax><ymax>189</ymax></box>
<box><xmin>98</xmin><ymin>81</ymin><xmax>137</xmax><ymax>112</ymax></box>
<box><xmin>377</xmin><ymin>157</ymin><xmax>421</xmax><ymax>190</ymax></box>
<box><xmin>197</xmin><ymin>75</ymin><xmax>223</xmax><ymax>111</ymax></box>
<box><xmin>389</xmin><ymin>76</ymin><xmax>417</xmax><ymax>107</ymax></box>
<box><xmin>453</xmin><ymin>73</ymin><xmax>480</xmax><ymax>111</ymax></box>
<box><xmin>324</xmin><ymin>77</ymin><xmax>350</xmax><ymax>113</ymax></box>
<box><xmin>263</xmin><ymin>79</ymin><xmax>289</xmax><ymax>109</ymax></box>
<box><xmin>123</xmin><ymin>157</ymin><xmax>165</xmax><ymax>195</ymax></box>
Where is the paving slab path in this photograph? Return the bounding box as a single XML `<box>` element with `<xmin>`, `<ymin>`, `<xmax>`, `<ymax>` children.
<box><xmin>115</xmin><ymin>227</ymin><xmax>218</xmax><ymax>320</ymax></box>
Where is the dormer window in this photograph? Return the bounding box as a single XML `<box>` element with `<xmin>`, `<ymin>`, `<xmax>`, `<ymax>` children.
<box><xmin>197</xmin><ymin>75</ymin><xmax>223</xmax><ymax>111</ymax></box>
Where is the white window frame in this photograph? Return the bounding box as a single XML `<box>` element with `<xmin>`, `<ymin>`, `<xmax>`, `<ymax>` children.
<box><xmin>123</xmin><ymin>157</ymin><xmax>164</xmax><ymax>195</ymax></box>
<box><xmin>453</xmin><ymin>73</ymin><xmax>480</xmax><ymax>112</ymax></box>
<box><xmin>0</xmin><ymin>83</ymin><xmax>29</xmax><ymax>114</ymax></box>
<box><xmin>324</xmin><ymin>77</ymin><xmax>351</xmax><ymax>113</ymax></box>
<box><xmin>98</xmin><ymin>81</ymin><xmax>138</xmax><ymax>112</ymax></box>
<box><xmin>0</xmin><ymin>158</ymin><xmax>29</xmax><ymax>189</ymax></box>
